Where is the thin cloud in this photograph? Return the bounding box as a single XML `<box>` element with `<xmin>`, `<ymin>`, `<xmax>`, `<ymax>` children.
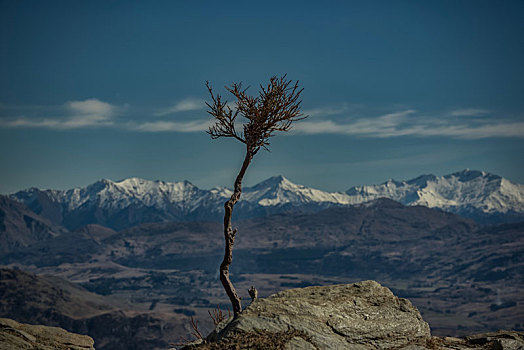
<box><xmin>0</xmin><ymin>98</ymin><xmax>117</xmax><ymax>129</ymax></box>
<box><xmin>2</xmin><ymin>100</ymin><xmax>522</xmax><ymax>139</ymax></box>
<box><xmin>302</xmin><ymin>104</ymin><xmax>348</xmax><ymax>118</ymax></box>
<box><xmin>68</xmin><ymin>99</ymin><xmax>115</xmax><ymax>116</ymax></box>
<box><xmin>293</xmin><ymin>110</ymin><xmax>524</xmax><ymax>139</ymax></box>
<box><xmin>449</xmin><ymin>108</ymin><xmax>490</xmax><ymax>117</ymax></box>
<box><xmin>132</xmin><ymin>120</ymin><xmax>211</xmax><ymax>132</ymax></box>
<box><xmin>293</xmin><ymin>110</ymin><xmax>417</xmax><ymax>136</ymax></box>
<box><xmin>0</xmin><ymin>98</ymin><xmax>209</xmax><ymax>132</ymax></box>
<box><xmin>415</xmin><ymin>121</ymin><xmax>524</xmax><ymax>139</ymax></box>
<box><xmin>155</xmin><ymin>98</ymin><xmax>205</xmax><ymax>116</ymax></box>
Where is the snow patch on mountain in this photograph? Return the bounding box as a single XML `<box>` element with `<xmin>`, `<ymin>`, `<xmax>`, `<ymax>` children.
<box><xmin>29</xmin><ymin>177</ymin><xmax>208</xmax><ymax>213</ymax></box>
<box><xmin>242</xmin><ymin>175</ymin><xmax>352</xmax><ymax>206</ymax></box>
<box><xmin>346</xmin><ymin>169</ymin><xmax>524</xmax><ymax>214</ymax></box>
<box><xmin>10</xmin><ymin>169</ymin><xmax>524</xmax><ymax>228</ymax></box>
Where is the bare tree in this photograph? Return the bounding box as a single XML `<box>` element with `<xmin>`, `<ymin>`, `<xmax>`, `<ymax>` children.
<box><xmin>206</xmin><ymin>75</ymin><xmax>306</xmax><ymax>318</ymax></box>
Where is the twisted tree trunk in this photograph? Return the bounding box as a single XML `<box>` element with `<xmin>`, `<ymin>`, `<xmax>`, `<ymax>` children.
<box><xmin>220</xmin><ymin>148</ymin><xmax>253</xmax><ymax>318</ymax></box>
<box><xmin>207</xmin><ymin>76</ymin><xmax>304</xmax><ymax>319</ymax></box>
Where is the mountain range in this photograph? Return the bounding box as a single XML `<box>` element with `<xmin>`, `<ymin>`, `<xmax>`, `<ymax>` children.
<box><xmin>8</xmin><ymin>169</ymin><xmax>524</xmax><ymax>230</ymax></box>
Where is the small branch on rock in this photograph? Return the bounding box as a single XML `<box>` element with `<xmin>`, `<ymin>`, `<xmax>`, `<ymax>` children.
<box><xmin>248</xmin><ymin>286</ymin><xmax>258</xmax><ymax>303</ymax></box>
<box><xmin>190</xmin><ymin>316</ymin><xmax>204</xmax><ymax>340</ymax></box>
<box><xmin>208</xmin><ymin>305</ymin><xmax>229</xmax><ymax>327</ymax></box>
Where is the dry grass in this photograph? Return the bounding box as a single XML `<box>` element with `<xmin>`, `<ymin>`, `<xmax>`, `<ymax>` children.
<box><xmin>188</xmin><ymin>329</ymin><xmax>317</xmax><ymax>350</ymax></box>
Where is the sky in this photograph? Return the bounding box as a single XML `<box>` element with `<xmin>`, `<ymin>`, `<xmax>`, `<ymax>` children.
<box><xmin>1</xmin><ymin>0</ymin><xmax>523</xmax><ymax>193</ymax></box>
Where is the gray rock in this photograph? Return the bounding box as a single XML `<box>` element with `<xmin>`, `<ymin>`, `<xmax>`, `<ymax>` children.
<box><xmin>0</xmin><ymin>318</ymin><xmax>95</xmax><ymax>350</ymax></box>
<box><xmin>465</xmin><ymin>331</ymin><xmax>524</xmax><ymax>350</ymax></box>
<box><xmin>284</xmin><ymin>336</ymin><xmax>317</xmax><ymax>350</ymax></box>
<box><xmin>213</xmin><ymin>280</ymin><xmax>431</xmax><ymax>349</ymax></box>
<box><xmin>433</xmin><ymin>331</ymin><xmax>524</xmax><ymax>349</ymax></box>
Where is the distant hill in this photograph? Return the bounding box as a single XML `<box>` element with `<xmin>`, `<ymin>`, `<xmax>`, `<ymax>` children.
<box><xmin>0</xmin><ymin>195</ymin><xmax>66</xmax><ymax>253</ymax></box>
<box><xmin>3</xmin><ymin>198</ymin><xmax>520</xmax><ymax>284</ymax></box>
<box><xmin>101</xmin><ymin>198</ymin><xmax>522</xmax><ymax>283</ymax></box>
<box><xmin>0</xmin><ymin>268</ymin><xmax>184</xmax><ymax>350</ymax></box>
<box><xmin>9</xmin><ymin>169</ymin><xmax>524</xmax><ymax>230</ymax></box>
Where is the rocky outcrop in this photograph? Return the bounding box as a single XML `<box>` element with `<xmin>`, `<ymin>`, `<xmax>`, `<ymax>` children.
<box><xmin>0</xmin><ymin>318</ymin><xmax>95</xmax><ymax>350</ymax></box>
<box><xmin>204</xmin><ymin>280</ymin><xmax>431</xmax><ymax>349</ymax></box>
<box><xmin>183</xmin><ymin>281</ymin><xmax>524</xmax><ymax>350</ymax></box>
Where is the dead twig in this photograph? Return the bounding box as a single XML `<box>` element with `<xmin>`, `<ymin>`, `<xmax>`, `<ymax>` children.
<box><xmin>190</xmin><ymin>316</ymin><xmax>204</xmax><ymax>340</ymax></box>
<box><xmin>208</xmin><ymin>305</ymin><xmax>229</xmax><ymax>327</ymax></box>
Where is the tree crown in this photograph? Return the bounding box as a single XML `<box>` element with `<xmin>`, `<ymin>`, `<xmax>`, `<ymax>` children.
<box><xmin>206</xmin><ymin>75</ymin><xmax>306</xmax><ymax>154</ymax></box>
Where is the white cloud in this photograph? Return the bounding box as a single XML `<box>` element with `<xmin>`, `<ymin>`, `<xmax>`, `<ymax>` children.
<box><xmin>62</xmin><ymin>98</ymin><xmax>116</xmax><ymax>128</ymax></box>
<box><xmin>293</xmin><ymin>110</ymin><xmax>524</xmax><ymax>139</ymax></box>
<box><xmin>0</xmin><ymin>98</ymin><xmax>118</xmax><ymax>129</ymax></box>
<box><xmin>132</xmin><ymin>120</ymin><xmax>211</xmax><ymax>132</ymax></box>
<box><xmin>67</xmin><ymin>99</ymin><xmax>115</xmax><ymax>116</ymax></box>
<box><xmin>155</xmin><ymin>98</ymin><xmax>205</xmax><ymax>116</ymax></box>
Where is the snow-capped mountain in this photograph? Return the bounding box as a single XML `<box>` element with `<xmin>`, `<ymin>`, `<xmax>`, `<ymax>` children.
<box><xmin>10</xmin><ymin>169</ymin><xmax>524</xmax><ymax>230</ymax></box>
<box><xmin>241</xmin><ymin>175</ymin><xmax>351</xmax><ymax>206</ymax></box>
<box><xmin>346</xmin><ymin>169</ymin><xmax>524</xmax><ymax>222</ymax></box>
<box><xmin>45</xmin><ymin>177</ymin><xmax>207</xmax><ymax>212</ymax></box>
<box><xmin>12</xmin><ymin>178</ymin><xmax>212</xmax><ymax>230</ymax></box>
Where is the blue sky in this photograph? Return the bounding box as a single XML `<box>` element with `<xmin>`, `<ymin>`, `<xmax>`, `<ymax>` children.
<box><xmin>1</xmin><ymin>0</ymin><xmax>523</xmax><ymax>193</ymax></box>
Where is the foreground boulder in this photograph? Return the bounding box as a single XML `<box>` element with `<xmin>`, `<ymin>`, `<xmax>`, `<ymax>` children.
<box><xmin>203</xmin><ymin>280</ymin><xmax>431</xmax><ymax>349</ymax></box>
<box><xmin>186</xmin><ymin>281</ymin><xmax>524</xmax><ymax>349</ymax></box>
<box><xmin>0</xmin><ymin>318</ymin><xmax>95</xmax><ymax>350</ymax></box>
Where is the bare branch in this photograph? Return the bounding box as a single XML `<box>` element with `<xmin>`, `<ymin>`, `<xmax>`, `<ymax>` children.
<box><xmin>206</xmin><ymin>81</ymin><xmax>246</xmax><ymax>144</ymax></box>
<box><xmin>190</xmin><ymin>316</ymin><xmax>204</xmax><ymax>340</ymax></box>
<box><xmin>208</xmin><ymin>305</ymin><xmax>229</xmax><ymax>327</ymax></box>
<box><xmin>206</xmin><ymin>75</ymin><xmax>307</xmax><ymax>155</ymax></box>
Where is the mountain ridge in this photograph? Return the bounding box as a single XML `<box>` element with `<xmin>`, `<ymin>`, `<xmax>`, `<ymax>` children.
<box><xmin>9</xmin><ymin>169</ymin><xmax>524</xmax><ymax>230</ymax></box>
<box><xmin>0</xmin><ymin>195</ymin><xmax>67</xmax><ymax>253</ymax></box>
